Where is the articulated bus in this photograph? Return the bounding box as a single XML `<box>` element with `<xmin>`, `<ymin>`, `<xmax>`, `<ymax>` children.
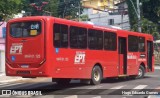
<box><xmin>6</xmin><ymin>16</ymin><xmax>154</xmax><ymax>85</ymax></box>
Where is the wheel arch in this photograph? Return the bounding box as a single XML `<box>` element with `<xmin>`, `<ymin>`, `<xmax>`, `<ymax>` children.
<box><xmin>140</xmin><ymin>62</ymin><xmax>146</xmax><ymax>71</ymax></box>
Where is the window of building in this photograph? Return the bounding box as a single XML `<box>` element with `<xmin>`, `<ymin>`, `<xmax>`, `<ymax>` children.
<box><xmin>139</xmin><ymin>37</ymin><xmax>145</xmax><ymax>52</ymax></box>
<box><xmin>54</xmin><ymin>23</ymin><xmax>68</xmax><ymax>48</ymax></box>
<box><xmin>104</xmin><ymin>32</ymin><xmax>117</xmax><ymax>51</ymax></box>
<box><xmin>70</xmin><ymin>26</ymin><xmax>87</xmax><ymax>49</ymax></box>
<box><xmin>88</xmin><ymin>29</ymin><xmax>103</xmax><ymax>50</ymax></box>
<box><xmin>128</xmin><ymin>35</ymin><xmax>138</xmax><ymax>52</ymax></box>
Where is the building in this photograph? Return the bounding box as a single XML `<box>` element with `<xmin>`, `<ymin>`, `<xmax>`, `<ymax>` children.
<box><xmin>82</xmin><ymin>0</ymin><xmax>114</xmax><ymax>10</ymax></box>
<box><xmin>0</xmin><ymin>22</ymin><xmax>6</xmax><ymax>73</ymax></box>
<box><xmin>81</xmin><ymin>0</ymin><xmax>130</xmax><ymax>30</ymax></box>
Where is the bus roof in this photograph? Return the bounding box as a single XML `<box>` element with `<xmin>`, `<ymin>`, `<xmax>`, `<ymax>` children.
<box><xmin>8</xmin><ymin>16</ymin><xmax>153</xmax><ymax>39</ymax></box>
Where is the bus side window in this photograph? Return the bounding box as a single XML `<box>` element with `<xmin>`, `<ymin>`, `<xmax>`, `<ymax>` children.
<box><xmin>70</xmin><ymin>26</ymin><xmax>87</xmax><ymax>49</ymax></box>
<box><xmin>104</xmin><ymin>32</ymin><xmax>117</xmax><ymax>51</ymax></box>
<box><xmin>128</xmin><ymin>35</ymin><xmax>138</xmax><ymax>52</ymax></box>
<box><xmin>88</xmin><ymin>29</ymin><xmax>103</xmax><ymax>50</ymax></box>
<box><xmin>53</xmin><ymin>23</ymin><xmax>68</xmax><ymax>48</ymax></box>
<box><xmin>139</xmin><ymin>37</ymin><xmax>145</xmax><ymax>52</ymax></box>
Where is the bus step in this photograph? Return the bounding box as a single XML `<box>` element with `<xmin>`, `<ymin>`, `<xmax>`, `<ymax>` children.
<box><xmin>118</xmin><ymin>75</ymin><xmax>128</xmax><ymax>77</ymax></box>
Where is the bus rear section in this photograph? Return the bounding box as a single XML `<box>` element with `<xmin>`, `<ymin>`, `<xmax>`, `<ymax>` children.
<box><xmin>6</xmin><ymin>18</ymin><xmax>47</xmax><ymax>77</ymax></box>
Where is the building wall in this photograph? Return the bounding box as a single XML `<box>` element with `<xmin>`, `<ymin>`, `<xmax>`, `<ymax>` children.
<box><xmin>0</xmin><ymin>22</ymin><xmax>6</xmax><ymax>73</ymax></box>
<box><xmin>0</xmin><ymin>51</ymin><xmax>5</xmax><ymax>73</ymax></box>
<box><xmin>82</xmin><ymin>0</ymin><xmax>114</xmax><ymax>10</ymax></box>
<box><xmin>82</xmin><ymin>1</ymin><xmax>130</xmax><ymax>30</ymax></box>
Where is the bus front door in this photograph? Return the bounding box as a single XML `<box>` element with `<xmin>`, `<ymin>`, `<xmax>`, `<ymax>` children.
<box><xmin>118</xmin><ymin>37</ymin><xmax>127</xmax><ymax>75</ymax></box>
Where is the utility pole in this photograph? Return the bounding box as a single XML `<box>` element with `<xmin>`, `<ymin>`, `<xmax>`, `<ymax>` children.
<box><xmin>129</xmin><ymin>0</ymin><xmax>142</xmax><ymax>32</ymax></box>
<box><xmin>78</xmin><ymin>2</ymin><xmax>80</xmax><ymax>21</ymax></box>
<box><xmin>137</xmin><ymin>0</ymin><xmax>141</xmax><ymax>32</ymax></box>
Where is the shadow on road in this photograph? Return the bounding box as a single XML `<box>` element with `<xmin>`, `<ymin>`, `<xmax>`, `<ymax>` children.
<box><xmin>0</xmin><ymin>76</ymin><xmax>153</xmax><ymax>95</ymax></box>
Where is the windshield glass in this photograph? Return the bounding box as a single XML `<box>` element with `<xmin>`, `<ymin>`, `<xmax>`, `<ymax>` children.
<box><xmin>10</xmin><ymin>21</ymin><xmax>41</xmax><ymax>38</ymax></box>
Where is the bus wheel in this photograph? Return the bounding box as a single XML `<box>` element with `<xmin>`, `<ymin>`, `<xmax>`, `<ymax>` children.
<box><xmin>54</xmin><ymin>79</ymin><xmax>71</xmax><ymax>85</ymax></box>
<box><xmin>136</xmin><ymin>66</ymin><xmax>145</xmax><ymax>79</ymax></box>
<box><xmin>91</xmin><ymin>66</ymin><xmax>102</xmax><ymax>85</ymax></box>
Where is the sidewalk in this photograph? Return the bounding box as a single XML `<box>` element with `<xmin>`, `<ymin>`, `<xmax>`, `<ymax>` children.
<box><xmin>0</xmin><ymin>73</ymin><xmax>29</xmax><ymax>83</ymax></box>
<box><xmin>0</xmin><ymin>66</ymin><xmax>160</xmax><ymax>83</ymax></box>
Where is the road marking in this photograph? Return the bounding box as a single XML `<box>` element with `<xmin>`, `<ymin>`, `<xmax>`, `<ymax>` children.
<box><xmin>146</xmin><ymin>75</ymin><xmax>159</xmax><ymax>77</ymax></box>
<box><xmin>99</xmin><ymin>85</ymin><xmax>125</xmax><ymax>95</ymax></box>
<box><xmin>110</xmin><ymin>85</ymin><xmax>126</xmax><ymax>89</ymax></box>
<box><xmin>0</xmin><ymin>95</ymin><xmax>11</xmax><ymax>97</ymax></box>
<box><xmin>155</xmin><ymin>86</ymin><xmax>160</xmax><ymax>89</ymax></box>
<box><xmin>155</xmin><ymin>66</ymin><xmax>160</xmax><ymax>69</ymax></box>
<box><xmin>76</xmin><ymin>85</ymin><xmax>103</xmax><ymax>94</ymax></box>
<box><xmin>148</xmin><ymin>95</ymin><xmax>160</xmax><ymax>98</ymax></box>
<box><xmin>92</xmin><ymin>96</ymin><xmax>101</xmax><ymax>98</ymax></box>
<box><xmin>0</xmin><ymin>83</ymin><xmax>8</xmax><ymax>86</ymax></box>
<box><xmin>0</xmin><ymin>83</ymin><xmax>23</xmax><ymax>88</ymax></box>
<box><xmin>133</xmin><ymin>85</ymin><xmax>148</xmax><ymax>89</ymax></box>
<box><xmin>14</xmin><ymin>95</ymin><xmax>32</xmax><ymax>97</ymax></box>
<box><xmin>87</xmin><ymin>85</ymin><xmax>103</xmax><ymax>89</ymax></box>
<box><xmin>64</xmin><ymin>95</ymin><xmax>78</xmax><ymax>98</ymax></box>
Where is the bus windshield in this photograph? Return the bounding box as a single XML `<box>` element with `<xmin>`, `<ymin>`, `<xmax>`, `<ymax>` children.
<box><xmin>10</xmin><ymin>21</ymin><xmax>41</xmax><ymax>38</ymax></box>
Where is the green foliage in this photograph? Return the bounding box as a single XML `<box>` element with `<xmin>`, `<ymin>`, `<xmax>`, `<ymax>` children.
<box><xmin>127</xmin><ymin>0</ymin><xmax>160</xmax><ymax>39</ymax></box>
<box><xmin>44</xmin><ymin>0</ymin><xmax>59</xmax><ymax>17</ymax></box>
<box><xmin>57</xmin><ymin>0</ymin><xmax>83</xmax><ymax>19</ymax></box>
<box><xmin>80</xmin><ymin>15</ymin><xmax>89</xmax><ymax>21</ymax></box>
<box><xmin>22</xmin><ymin>0</ymin><xmax>83</xmax><ymax>19</ymax></box>
<box><xmin>22</xmin><ymin>0</ymin><xmax>47</xmax><ymax>16</ymax></box>
<box><xmin>0</xmin><ymin>0</ymin><xmax>22</xmax><ymax>20</ymax></box>
<box><xmin>142</xmin><ymin>0</ymin><xmax>160</xmax><ymax>24</ymax></box>
<box><xmin>126</xmin><ymin>0</ymin><xmax>138</xmax><ymax>29</ymax></box>
<box><xmin>132</xmin><ymin>18</ymin><xmax>160</xmax><ymax>39</ymax></box>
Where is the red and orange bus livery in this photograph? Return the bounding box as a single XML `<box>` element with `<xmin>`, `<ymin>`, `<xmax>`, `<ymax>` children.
<box><xmin>6</xmin><ymin>16</ymin><xmax>154</xmax><ymax>85</ymax></box>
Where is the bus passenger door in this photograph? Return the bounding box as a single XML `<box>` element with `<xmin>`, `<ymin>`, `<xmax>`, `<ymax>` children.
<box><xmin>147</xmin><ymin>41</ymin><xmax>153</xmax><ymax>71</ymax></box>
<box><xmin>118</xmin><ymin>37</ymin><xmax>127</xmax><ymax>75</ymax></box>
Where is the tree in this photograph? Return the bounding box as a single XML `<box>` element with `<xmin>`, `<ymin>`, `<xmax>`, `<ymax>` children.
<box><xmin>126</xmin><ymin>0</ymin><xmax>160</xmax><ymax>39</ymax></box>
<box><xmin>22</xmin><ymin>0</ymin><xmax>49</xmax><ymax>16</ymax></box>
<box><xmin>44</xmin><ymin>0</ymin><xmax>59</xmax><ymax>17</ymax></box>
<box><xmin>57</xmin><ymin>0</ymin><xmax>83</xmax><ymax>20</ymax></box>
<box><xmin>0</xmin><ymin>0</ymin><xmax>22</xmax><ymax>21</ymax></box>
<box><xmin>80</xmin><ymin>15</ymin><xmax>89</xmax><ymax>21</ymax></box>
<box><xmin>142</xmin><ymin>0</ymin><xmax>160</xmax><ymax>24</ymax></box>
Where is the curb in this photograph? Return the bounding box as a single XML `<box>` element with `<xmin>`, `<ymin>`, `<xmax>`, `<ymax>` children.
<box><xmin>0</xmin><ymin>73</ymin><xmax>5</xmax><ymax>77</ymax></box>
<box><xmin>155</xmin><ymin>66</ymin><xmax>160</xmax><ymax>69</ymax></box>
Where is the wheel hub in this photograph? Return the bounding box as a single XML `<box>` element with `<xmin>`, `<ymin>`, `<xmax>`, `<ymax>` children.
<box><xmin>138</xmin><ymin>69</ymin><xmax>142</xmax><ymax>77</ymax></box>
<box><xmin>94</xmin><ymin>70</ymin><xmax>100</xmax><ymax>81</ymax></box>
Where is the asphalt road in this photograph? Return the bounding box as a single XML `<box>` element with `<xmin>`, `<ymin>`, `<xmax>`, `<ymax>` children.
<box><xmin>0</xmin><ymin>68</ymin><xmax>160</xmax><ymax>98</ymax></box>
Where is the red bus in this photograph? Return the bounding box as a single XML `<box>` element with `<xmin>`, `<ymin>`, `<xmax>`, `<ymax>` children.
<box><xmin>6</xmin><ymin>16</ymin><xmax>154</xmax><ymax>85</ymax></box>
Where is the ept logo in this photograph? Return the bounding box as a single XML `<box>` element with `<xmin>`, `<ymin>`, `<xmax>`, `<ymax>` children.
<box><xmin>74</xmin><ymin>51</ymin><xmax>85</xmax><ymax>64</ymax></box>
<box><xmin>10</xmin><ymin>43</ymin><xmax>23</xmax><ymax>54</ymax></box>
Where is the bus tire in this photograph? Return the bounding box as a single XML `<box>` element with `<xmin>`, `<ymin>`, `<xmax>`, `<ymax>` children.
<box><xmin>136</xmin><ymin>66</ymin><xmax>145</xmax><ymax>79</ymax></box>
<box><xmin>54</xmin><ymin>79</ymin><xmax>71</xmax><ymax>85</ymax></box>
<box><xmin>91</xmin><ymin>66</ymin><xmax>102</xmax><ymax>85</ymax></box>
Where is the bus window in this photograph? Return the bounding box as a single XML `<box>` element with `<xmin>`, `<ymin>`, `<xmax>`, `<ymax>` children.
<box><xmin>10</xmin><ymin>21</ymin><xmax>41</xmax><ymax>37</ymax></box>
<box><xmin>128</xmin><ymin>35</ymin><xmax>138</xmax><ymax>52</ymax></box>
<box><xmin>54</xmin><ymin>23</ymin><xmax>68</xmax><ymax>48</ymax></box>
<box><xmin>70</xmin><ymin>26</ymin><xmax>87</xmax><ymax>49</ymax></box>
<box><xmin>139</xmin><ymin>37</ymin><xmax>145</xmax><ymax>52</ymax></box>
<box><xmin>104</xmin><ymin>32</ymin><xmax>117</xmax><ymax>51</ymax></box>
<box><xmin>88</xmin><ymin>29</ymin><xmax>103</xmax><ymax>50</ymax></box>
